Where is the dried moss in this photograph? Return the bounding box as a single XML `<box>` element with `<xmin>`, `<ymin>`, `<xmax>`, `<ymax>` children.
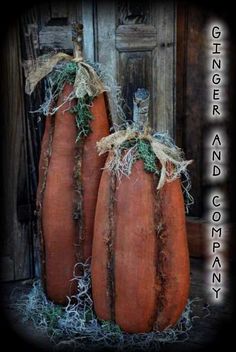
<box><xmin>10</xmin><ymin>262</ymin><xmax>201</xmax><ymax>351</ymax></box>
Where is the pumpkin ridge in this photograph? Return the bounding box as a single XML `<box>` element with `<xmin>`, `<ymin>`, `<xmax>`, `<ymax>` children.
<box><xmin>73</xmin><ymin>139</ymin><xmax>85</xmax><ymax>264</ymax></box>
<box><xmin>38</xmin><ymin>116</ymin><xmax>55</xmax><ymax>289</ymax></box>
<box><xmin>107</xmin><ymin>172</ymin><xmax>117</xmax><ymax>321</ymax></box>
<box><xmin>152</xmin><ymin>173</ymin><xmax>167</xmax><ymax>329</ymax></box>
<box><xmin>38</xmin><ymin>116</ymin><xmax>56</xmax><ymax>207</ymax></box>
<box><xmin>153</xmin><ymin>179</ymin><xmax>190</xmax><ymax>330</ymax></box>
<box><xmin>143</xmin><ymin>172</ymin><xmax>160</xmax><ymax>330</ymax></box>
<box><xmin>154</xmin><ymin>185</ymin><xmax>174</xmax><ymax>329</ymax></box>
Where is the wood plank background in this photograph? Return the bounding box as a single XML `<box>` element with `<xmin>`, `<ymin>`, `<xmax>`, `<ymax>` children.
<box><xmin>0</xmin><ymin>22</ymin><xmax>33</xmax><ymax>281</ymax></box>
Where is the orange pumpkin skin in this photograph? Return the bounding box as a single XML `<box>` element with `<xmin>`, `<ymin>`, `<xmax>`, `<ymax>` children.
<box><xmin>38</xmin><ymin>85</ymin><xmax>110</xmax><ymax>304</ymax></box>
<box><xmin>42</xmin><ymin>84</ymin><xmax>78</xmax><ymax>304</ymax></box>
<box><xmin>154</xmin><ymin>176</ymin><xmax>190</xmax><ymax>331</ymax></box>
<box><xmin>81</xmin><ymin>94</ymin><xmax>110</xmax><ymax>260</ymax></box>
<box><xmin>91</xmin><ymin>156</ymin><xmax>190</xmax><ymax>332</ymax></box>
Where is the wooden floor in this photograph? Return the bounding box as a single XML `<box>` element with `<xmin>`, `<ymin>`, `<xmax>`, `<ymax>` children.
<box><xmin>0</xmin><ymin>258</ymin><xmax>233</xmax><ymax>352</ymax></box>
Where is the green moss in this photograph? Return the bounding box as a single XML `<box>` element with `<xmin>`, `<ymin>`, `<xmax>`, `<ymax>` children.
<box><xmin>70</xmin><ymin>96</ymin><xmax>94</xmax><ymax>141</ymax></box>
<box><xmin>48</xmin><ymin>62</ymin><xmax>95</xmax><ymax>141</ymax></box>
<box><xmin>100</xmin><ymin>320</ymin><xmax>122</xmax><ymax>334</ymax></box>
<box><xmin>84</xmin><ymin>308</ymin><xmax>94</xmax><ymax>323</ymax></box>
<box><xmin>42</xmin><ymin>305</ymin><xmax>63</xmax><ymax>333</ymax></box>
<box><xmin>120</xmin><ymin>138</ymin><xmax>159</xmax><ymax>174</ymax></box>
<box><xmin>119</xmin><ymin>138</ymin><xmax>136</xmax><ymax>150</ymax></box>
<box><xmin>50</xmin><ymin>61</ymin><xmax>77</xmax><ymax>97</ymax></box>
<box><xmin>137</xmin><ymin>139</ymin><xmax>158</xmax><ymax>173</ymax></box>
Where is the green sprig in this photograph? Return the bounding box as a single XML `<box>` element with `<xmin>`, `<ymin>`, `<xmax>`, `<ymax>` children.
<box><xmin>70</xmin><ymin>96</ymin><xmax>94</xmax><ymax>142</ymax></box>
<box><xmin>137</xmin><ymin>139</ymin><xmax>158</xmax><ymax>173</ymax></box>
<box><xmin>120</xmin><ymin>138</ymin><xmax>159</xmax><ymax>174</ymax></box>
<box><xmin>50</xmin><ymin>61</ymin><xmax>78</xmax><ymax>98</ymax></box>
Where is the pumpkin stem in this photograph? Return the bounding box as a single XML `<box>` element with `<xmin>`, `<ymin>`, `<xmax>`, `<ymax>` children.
<box><xmin>72</xmin><ymin>23</ymin><xmax>83</xmax><ymax>62</ymax></box>
<box><xmin>133</xmin><ymin>88</ymin><xmax>150</xmax><ymax>128</ymax></box>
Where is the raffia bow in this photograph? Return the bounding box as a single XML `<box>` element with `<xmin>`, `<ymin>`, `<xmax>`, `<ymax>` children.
<box><xmin>97</xmin><ymin>127</ymin><xmax>193</xmax><ymax>190</ymax></box>
<box><xmin>24</xmin><ymin>53</ymin><xmax>105</xmax><ymax>98</ymax></box>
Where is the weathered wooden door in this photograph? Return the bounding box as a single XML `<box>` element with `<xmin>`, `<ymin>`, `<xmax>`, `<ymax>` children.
<box><xmin>1</xmin><ymin>0</ymin><xmax>176</xmax><ymax>281</ymax></box>
<box><xmin>38</xmin><ymin>1</ymin><xmax>176</xmax><ymax>132</ymax></box>
<box><xmin>83</xmin><ymin>1</ymin><xmax>176</xmax><ymax>134</ymax></box>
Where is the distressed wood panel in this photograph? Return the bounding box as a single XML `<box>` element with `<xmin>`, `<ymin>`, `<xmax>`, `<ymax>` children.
<box><xmin>119</xmin><ymin>52</ymin><xmax>152</xmax><ymax>120</ymax></box>
<box><xmin>39</xmin><ymin>25</ymin><xmax>73</xmax><ymax>51</ymax></box>
<box><xmin>0</xmin><ymin>23</ymin><xmax>33</xmax><ymax>281</ymax></box>
<box><xmin>50</xmin><ymin>2</ymin><xmax>69</xmax><ymax>18</ymax></box>
<box><xmin>116</xmin><ymin>24</ymin><xmax>157</xmax><ymax>50</ymax></box>
<box><xmin>38</xmin><ymin>1</ymin><xmax>81</xmax><ymax>53</ymax></box>
<box><xmin>96</xmin><ymin>1</ymin><xmax>117</xmax><ymax>75</ymax></box>
<box><xmin>20</xmin><ymin>8</ymin><xmax>46</xmax><ymax>279</ymax></box>
<box><xmin>82</xmin><ymin>1</ymin><xmax>95</xmax><ymax>61</ymax></box>
<box><xmin>117</xmin><ymin>1</ymin><xmax>151</xmax><ymax>25</ymax></box>
<box><xmin>39</xmin><ymin>1</ymin><xmax>80</xmax><ymax>26</ymax></box>
<box><xmin>176</xmin><ymin>2</ymin><xmax>188</xmax><ymax>149</ymax></box>
<box><xmin>186</xmin><ymin>218</ymin><xmax>234</xmax><ymax>260</ymax></box>
<box><xmin>151</xmin><ymin>2</ymin><xmax>176</xmax><ymax>134</ymax></box>
<box><xmin>94</xmin><ymin>0</ymin><xmax>176</xmax><ymax>133</ymax></box>
<box><xmin>95</xmin><ymin>1</ymin><xmax>118</xmax><ymax>122</ymax></box>
<box><xmin>180</xmin><ymin>5</ymin><xmax>207</xmax><ymax>217</ymax></box>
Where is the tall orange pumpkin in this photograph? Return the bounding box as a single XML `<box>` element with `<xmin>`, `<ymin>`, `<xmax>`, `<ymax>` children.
<box><xmin>37</xmin><ymin>83</ymin><xmax>110</xmax><ymax>304</ymax></box>
<box><xmin>91</xmin><ymin>151</ymin><xmax>190</xmax><ymax>332</ymax></box>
